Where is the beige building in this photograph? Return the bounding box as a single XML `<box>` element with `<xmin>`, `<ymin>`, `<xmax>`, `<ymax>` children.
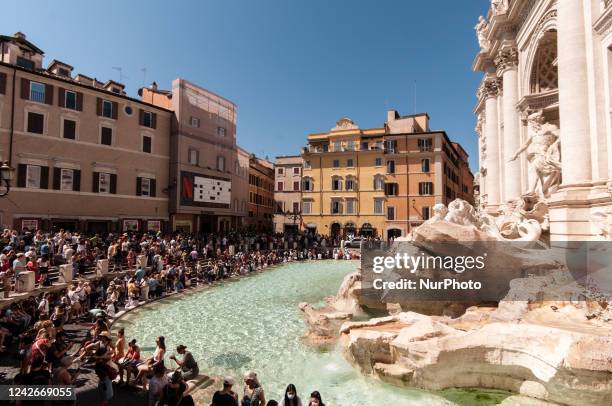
<box><xmin>0</xmin><ymin>32</ymin><xmax>172</xmax><ymax>233</ymax></box>
<box><xmin>141</xmin><ymin>79</ymin><xmax>248</xmax><ymax>233</ymax></box>
<box><xmin>474</xmin><ymin>0</ymin><xmax>612</xmax><ymax>241</ymax></box>
<box><xmin>245</xmin><ymin>154</ymin><xmax>274</xmax><ymax>231</ymax></box>
<box><xmin>273</xmin><ymin>155</ymin><xmax>303</xmax><ymax>233</ymax></box>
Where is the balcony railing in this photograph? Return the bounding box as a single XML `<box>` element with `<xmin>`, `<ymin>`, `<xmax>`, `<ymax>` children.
<box><xmin>30</xmin><ymin>90</ymin><xmax>45</xmax><ymax>103</ymax></box>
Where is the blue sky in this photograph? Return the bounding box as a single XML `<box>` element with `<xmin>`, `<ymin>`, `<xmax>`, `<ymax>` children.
<box><xmin>1</xmin><ymin>0</ymin><xmax>489</xmax><ymax>169</ymax></box>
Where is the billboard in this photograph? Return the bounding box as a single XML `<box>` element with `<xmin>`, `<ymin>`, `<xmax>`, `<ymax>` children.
<box><xmin>180</xmin><ymin>171</ymin><xmax>231</xmax><ymax>208</ymax></box>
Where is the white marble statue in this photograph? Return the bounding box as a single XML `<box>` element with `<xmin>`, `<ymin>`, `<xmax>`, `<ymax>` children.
<box><xmin>426</xmin><ymin>204</ymin><xmax>448</xmax><ymax>223</ymax></box>
<box><xmin>475</xmin><ymin>16</ymin><xmax>490</xmax><ymax>52</ymax></box>
<box><xmin>492</xmin><ymin>0</ymin><xmax>510</xmax><ymax>15</ymax></box>
<box><xmin>509</xmin><ymin>110</ymin><xmax>561</xmax><ymax>198</ymax></box>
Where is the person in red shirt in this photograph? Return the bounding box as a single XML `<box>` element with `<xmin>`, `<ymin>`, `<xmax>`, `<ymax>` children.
<box><xmin>118</xmin><ymin>338</ymin><xmax>141</xmax><ymax>385</ymax></box>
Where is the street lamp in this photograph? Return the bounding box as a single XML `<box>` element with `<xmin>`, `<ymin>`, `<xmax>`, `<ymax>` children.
<box><xmin>0</xmin><ymin>161</ymin><xmax>15</xmax><ymax>197</ymax></box>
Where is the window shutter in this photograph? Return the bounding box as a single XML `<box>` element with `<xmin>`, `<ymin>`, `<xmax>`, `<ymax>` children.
<box><xmin>111</xmin><ymin>102</ymin><xmax>118</xmax><ymax>119</ymax></box>
<box><xmin>0</xmin><ymin>72</ymin><xmax>6</xmax><ymax>94</ymax></box>
<box><xmin>110</xmin><ymin>174</ymin><xmax>117</xmax><ymax>194</ymax></box>
<box><xmin>151</xmin><ymin>112</ymin><xmax>157</xmax><ymax>129</ymax></box>
<box><xmin>139</xmin><ymin>109</ymin><xmax>144</xmax><ymax>125</ymax></box>
<box><xmin>40</xmin><ymin>166</ymin><xmax>49</xmax><ymax>189</ymax></box>
<box><xmin>20</xmin><ymin>78</ymin><xmax>30</xmax><ymax>99</ymax></box>
<box><xmin>136</xmin><ymin>177</ymin><xmax>142</xmax><ymax>196</ymax></box>
<box><xmin>76</xmin><ymin>92</ymin><xmax>83</xmax><ymax>111</ymax></box>
<box><xmin>96</xmin><ymin>98</ymin><xmax>102</xmax><ymax>116</ymax></box>
<box><xmin>150</xmin><ymin>179</ymin><xmax>156</xmax><ymax>197</ymax></box>
<box><xmin>44</xmin><ymin>84</ymin><xmax>54</xmax><ymax>105</ymax></box>
<box><xmin>92</xmin><ymin>172</ymin><xmax>100</xmax><ymax>193</ymax></box>
<box><xmin>52</xmin><ymin>167</ymin><xmax>61</xmax><ymax>189</ymax></box>
<box><xmin>73</xmin><ymin>170</ymin><xmax>81</xmax><ymax>191</ymax></box>
<box><xmin>17</xmin><ymin>164</ymin><xmax>27</xmax><ymax>187</ymax></box>
<box><xmin>57</xmin><ymin>88</ymin><xmax>65</xmax><ymax>108</ymax></box>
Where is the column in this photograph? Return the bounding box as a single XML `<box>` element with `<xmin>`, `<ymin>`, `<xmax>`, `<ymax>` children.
<box><xmin>483</xmin><ymin>78</ymin><xmax>502</xmax><ymax>207</ymax></box>
<box><xmin>557</xmin><ymin>0</ymin><xmax>591</xmax><ymax>185</ymax></box>
<box><xmin>496</xmin><ymin>47</ymin><xmax>521</xmax><ymax>201</ymax></box>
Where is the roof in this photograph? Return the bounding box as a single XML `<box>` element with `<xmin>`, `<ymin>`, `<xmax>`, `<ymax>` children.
<box><xmin>0</xmin><ymin>33</ymin><xmax>44</xmax><ymax>55</ymax></box>
<box><xmin>47</xmin><ymin>59</ymin><xmax>74</xmax><ymax>71</ymax></box>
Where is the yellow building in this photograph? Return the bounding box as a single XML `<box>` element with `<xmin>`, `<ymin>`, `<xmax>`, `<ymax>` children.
<box><xmin>301</xmin><ymin>111</ymin><xmax>474</xmax><ymax>239</ymax></box>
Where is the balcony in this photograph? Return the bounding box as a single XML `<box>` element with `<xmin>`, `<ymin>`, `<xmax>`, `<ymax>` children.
<box><xmin>30</xmin><ymin>89</ymin><xmax>45</xmax><ymax>103</ymax></box>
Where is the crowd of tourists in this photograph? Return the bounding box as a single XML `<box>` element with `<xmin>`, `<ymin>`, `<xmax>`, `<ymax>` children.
<box><xmin>0</xmin><ymin>228</ymin><xmax>362</xmax><ymax>404</ymax></box>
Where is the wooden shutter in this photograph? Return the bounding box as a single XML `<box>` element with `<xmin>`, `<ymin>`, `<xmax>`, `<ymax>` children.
<box><xmin>40</xmin><ymin>166</ymin><xmax>49</xmax><ymax>189</ymax></box>
<box><xmin>20</xmin><ymin>78</ymin><xmax>30</xmax><ymax>99</ymax></box>
<box><xmin>136</xmin><ymin>177</ymin><xmax>142</xmax><ymax>196</ymax></box>
<box><xmin>92</xmin><ymin>172</ymin><xmax>100</xmax><ymax>193</ymax></box>
<box><xmin>138</xmin><ymin>109</ymin><xmax>144</xmax><ymax>125</ymax></box>
<box><xmin>150</xmin><ymin>179</ymin><xmax>156</xmax><ymax>197</ymax></box>
<box><xmin>57</xmin><ymin>88</ymin><xmax>65</xmax><ymax>108</ymax></box>
<box><xmin>0</xmin><ymin>72</ymin><xmax>6</xmax><ymax>94</ymax></box>
<box><xmin>111</xmin><ymin>101</ymin><xmax>118</xmax><ymax>119</ymax></box>
<box><xmin>17</xmin><ymin>164</ymin><xmax>27</xmax><ymax>187</ymax></box>
<box><xmin>73</xmin><ymin>170</ymin><xmax>81</xmax><ymax>191</ymax></box>
<box><xmin>151</xmin><ymin>112</ymin><xmax>157</xmax><ymax>129</ymax></box>
<box><xmin>76</xmin><ymin>92</ymin><xmax>83</xmax><ymax>111</ymax></box>
<box><xmin>110</xmin><ymin>174</ymin><xmax>117</xmax><ymax>194</ymax></box>
<box><xmin>44</xmin><ymin>84</ymin><xmax>54</xmax><ymax>105</ymax></box>
<box><xmin>96</xmin><ymin>98</ymin><xmax>102</xmax><ymax>116</ymax></box>
<box><xmin>52</xmin><ymin>167</ymin><xmax>61</xmax><ymax>189</ymax></box>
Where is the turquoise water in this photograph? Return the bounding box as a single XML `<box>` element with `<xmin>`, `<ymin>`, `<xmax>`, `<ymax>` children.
<box><xmin>119</xmin><ymin>260</ymin><xmax>508</xmax><ymax>405</ymax></box>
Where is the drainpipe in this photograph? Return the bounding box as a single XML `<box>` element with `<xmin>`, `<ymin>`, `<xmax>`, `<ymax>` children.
<box><xmin>8</xmin><ymin>67</ymin><xmax>16</xmax><ymax>166</ymax></box>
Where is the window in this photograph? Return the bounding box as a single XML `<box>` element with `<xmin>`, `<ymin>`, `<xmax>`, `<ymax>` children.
<box><xmin>347</xmin><ymin>159</ymin><xmax>354</xmax><ymax>167</ymax></box>
<box><xmin>331</xmin><ymin>200</ymin><xmax>342</xmax><ymax>214</ymax></box>
<box><xmin>345</xmin><ymin>178</ymin><xmax>356</xmax><ymax>191</ymax></box>
<box><xmin>386</xmin><ymin>160</ymin><xmax>395</xmax><ymax>174</ymax></box>
<box><xmin>347</xmin><ymin>141</ymin><xmax>355</xmax><ymax>151</ymax></box>
<box><xmin>65</xmin><ymin>91</ymin><xmax>77</xmax><ymax>110</ymax></box>
<box><xmin>141</xmin><ymin>178</ymin><xmax>151</xmax><ymax>197</ymax></box>
<box><xmin>384</xmin><ymin>140</ymin><xmax>397</xmax><ymax>153</ymax></box>
<box><xmin>387</xmin><ymin>207</ymin><xmax>396</xmax><ymax>220</ymax></box>
<box><xmin>304</xmin><ymin>160</ymin><xmax>311</xmax><ymax>169</ymax></box>
<box><xmin>26</xmin><ymin>165</ymin><xmax>41</xmax><ymax>188</ymax></box>
<box><xmin>421</xmin><ymin>159</ymin><xmax>430</xmax><ymax>173</ymax></box>
<box><xmin>188</xmin><ymin>149</ymin><xmax>198</xmax><ymax>165</ymax></box>
<box><xmin>293</xmin><ymin>167</ymin><xmax>300</xmax><ymax>175</ymax></box>
<box><xmin>98</xmin><ymin>173</ymin><xmax>112</xmax><ymax>193</ymax></box>
<box><xmin>217</xmin><ymin>127</ymin><xmax>226</xmax><ymax>137</ymax></box>
<box><xmin>361</xmin><ymin>141</ymin><xmax>369</xmax><ymax>150</ymax></box>
<box><xmin>143</xmin><ymin>111</ymin><xmax>153</xmax><ymax>127</ymax></box>
<box><xmin>100</xmin><ymin>127</ymin><xmax>112</xmax><ymax>145</ymax></box>
<box><xmin>334</xmin><ymin>141</ymin><xmax>341</xmax><ymax>151</ymax></box>
<box><xmin>277</xmin><ymin>167</ymin><xmax>284</xmax><ymax>175</ymax></box>
<box><xmin>332</xmin><ymin>177</ymin><xmax>342</xmax><ymax>191</ymax></box>
<box><xmin>375</xmin><ymin>157</ymin><xmax>382</xmax><ymax>166</ymax></box>
<box><xmin>418</xmin><ymin>138</ymin><xmax>432</xmax><ymax>152</ymax></box>
<box><xmin>16</xmin><ymin>56</ymin><xmax>35</xmax><ymax>70</ymax></box>
<box><xmin>303</xmin><ymin>178</ymin><xmax>312</xmax><ymax>191</ymax></box>
<box><xmin>374</xmin><ymin>176</ymin><xmax>384</xmax><ymax>191</ymax></box>
<box><xmin>27</xmin><ymin>112</ymin><xmax>44</xmax><ymax>134</ymax></box>
<box><xmin>333</xmin><ymin>159</ymin><xmax>340</xmax><ymax>168</ymax></box>
<box><xmin>277</xmin><ymin>181</ymin><xmax>284</xmax><ymax>191</ymax></box>
<box><xmin>30</xmin><ymin>81</ymin><xmax>45</xmax><ymax>103</ymax></box>
<box><xmin>217</xmin><ymin>155</ymin><xmax>226</xmax><ymax>171</ymax></box>
<box><xmin>63</xmin><ymin>119</ymin><xmax>76</xmax><ymax>140</ymax></box>
<box><xmin>190</xmin><ymin>116</ymin><xmax>200</xmax><ymax>127</ymax></box>
<box><xmin>422</xmin><ymin>207</ymin><xmax>430</xmax><ymax>220</ymax></box>
<box><xmin>142</xmin><ymin>135</ymin><xmax>152</xmax><ymax>153</ymax></box>
<box><xmin>60</xmin><ymin>169</ymin><xmax>74</xmax><ymax>191</ymax></box>
<box><xmin>346</xmin><ymin>199</ymin><xmax>356</xmax><ymax>214</ymax></box>
<box><xmin>124</xmin><ymin>106</ymin><xmax>133</xmax><ymax>116</ymax></box>
<box><xmin>374</xmin><ymin>198</ymin><xmax>384</xmax><ymax>214</ymax></box>
<box><xmin>419</xmin><ymin>182</ymin><xmax>434</xmax><ymax>195</ymax></box>
<box><xmin>102</xmin><ymin>100</ymin><xmax>113</xmax><ymax>118</ymax></box>
<box><xmin>302</xmin><ymin>200</ymin><xmax>312</xmax><ymax>214</ymax></box>
<box><xmin>293</xmin><ymin>181</ymin><xmax>300</xmax><ymax>191</ymax></box>
<box><xmin>292</xmin><ymin>202</ymin><xmax>300</xmax><ymax>214</ymax></box>
<box><xmin>385</xmin><ymin>183</ymin><xmax>399</xmax><ymax>196</ymax></box>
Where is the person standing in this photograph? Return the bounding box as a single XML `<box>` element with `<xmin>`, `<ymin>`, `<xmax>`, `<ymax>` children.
<box><xmin>243</xmin><ymin>371</ymin><xmax>265</xmax><ymax>406</ymax></box>
<box><xmin>212</xmin><ymin>376</ymin><xmax>238</xmax><ymax>406</ymax></box>
<box><xmin>279</xmin><ymin>384</ymin><xmax>302</xmax><ymax>406</ymax></box>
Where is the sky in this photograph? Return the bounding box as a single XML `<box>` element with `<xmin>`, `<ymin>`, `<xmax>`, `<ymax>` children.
<box><xmin>1</xmin><ymin>0</ymin><xmax>490</xmax><ymax>169</ymax></box>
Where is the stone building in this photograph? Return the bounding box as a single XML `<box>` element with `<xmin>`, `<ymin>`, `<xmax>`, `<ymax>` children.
<box><xmin>474</xmin><ymin>0</ymin><xmax>612</xmax><ymax>241</ymax></box>
<box><xmin>0</xmin><ymin>32</ymin><xmax>172</xmax><ymax>233</ymax></box>
<box><xmin>301</xmin><ymin>111</ymin><xmax>473</xmax><ymax>239</ymax></box>
<box><xmin>273</xmin><ymin>155</ymin><xmax>303</xmax><ymax>233</ymax></box>
<box><xmin>141</xmin><ymin>79</ymin><xmax>248</xmax><ymax>233</ymax></box>
<box><xmin>245</xmin><ymin>154</ymin><xmax>274</xmax><ymax>231</ymax></box>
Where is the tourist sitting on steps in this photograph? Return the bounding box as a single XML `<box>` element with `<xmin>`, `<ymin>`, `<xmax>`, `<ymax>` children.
<box><xmin>169</xmin><ymin>344</ymin><xmax>199</xmax><ymax>380</ymax></box>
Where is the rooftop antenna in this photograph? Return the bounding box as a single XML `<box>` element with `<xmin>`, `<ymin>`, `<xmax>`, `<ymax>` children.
<box><xmin>413</xmin><ymin>80</ymin><xmax>417</xmax><ymax>114</ymax></box>
<box><xmin>112</xmin><ymin>66</ymin><xmax>128</xmax><ymax>83</ymax></box>
<box><xmin>140</xmin><ymin>68</ymin><xmax>147</xmax><ymax>87</ymax></box>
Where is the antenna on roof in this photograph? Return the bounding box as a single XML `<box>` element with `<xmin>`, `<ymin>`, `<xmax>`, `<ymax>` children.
<box><xmin>112</xmin><ymin>67</ymin><xmax>128</xmax><ymax>83</ymax></box>
<box><xmin>140</xmin><ymin>68</ymin><xmax>147</xmax><ymax>88</ymax></box>
<box><xmin>413</xmin><ymin>80</ymin><xmax>417</xmax><ymax>114</ymax></box>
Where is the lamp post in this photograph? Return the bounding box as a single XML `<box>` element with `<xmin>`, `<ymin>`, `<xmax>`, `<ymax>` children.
<box><xmin>0</xmin><ymin>161</ymin><xmax>15</xmax><ymax>197</ymax></box>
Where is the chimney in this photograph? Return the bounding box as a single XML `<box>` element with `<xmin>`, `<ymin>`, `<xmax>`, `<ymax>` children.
<box><xmin>14</xmin><ymin>32</ymin><xmax>26</xmax><ymax>40</ymax></box>
<box><xmin>149</xmin><ymin>81</ymin><xmax>158</xmax><ymax>91</ymax></box>
<box><xmin>387</xmin><ymin>110</ymin><xmax>399</xmax><ymax>124</ymax></box>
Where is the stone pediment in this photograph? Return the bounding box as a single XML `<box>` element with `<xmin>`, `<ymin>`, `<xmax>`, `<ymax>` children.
<box><xmin>331</xmin><ymin>117</ymin><xmax>359</xmax><ymax>131</ymax></box>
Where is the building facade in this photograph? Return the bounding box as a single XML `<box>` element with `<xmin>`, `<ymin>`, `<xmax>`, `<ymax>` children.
<box><xmin>273</xmin><ymin>155</ymin><xmax>303</xmax><ymax>233</ymax></box>
<box><xmin>301</xmin><ymin>111</ymin><xmax>473</xmax><ymax>239</ymax></box>
<box><xmin>245</xmin><ymin>154</ymin><xmax>274</xmax><ymax>231</ymax></box>
<box><xmin>141</xmin><ymin>79</ymin><xmax>248</xmax><ymax>233</ymax></box>
<box><xmin>474</xmin><ymin>0</ymin><xmax>612</xmax><ymax>241</ymax></box>
<box><xmin>0</xmin><ymin>32</ymin><xmax>172</xmax><ymax>233</ymax></box>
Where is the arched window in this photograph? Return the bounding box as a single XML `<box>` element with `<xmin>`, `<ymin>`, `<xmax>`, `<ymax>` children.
<box><xmin>530</xmin><ymin>32</ymin><xmax>558</xmax><ymax>94</ymax></box>
<box><xmin>373</xmin><ymin>175</ymin><xmax>384</xmax><ymax>191</ymax></box>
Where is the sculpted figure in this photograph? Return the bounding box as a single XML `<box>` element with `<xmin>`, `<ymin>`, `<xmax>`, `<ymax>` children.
<box><xmin>475</xmin><ymin>16</ymin><xmax>490</xmax><ymax>52</ymax></box>
<box><xmin>427</xmin><ymin>204</ymin><xmax>448</xmax><ymax>223</ymax></box>
<box><xmin>492</xmin><ymin>0</ymin><xmax>509</xmax><ymax>15</ymax></box>
<box><xmin>509</xmin><ymin>110</ymin><xmax>561</xmax><ymax>197</ymax></box>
